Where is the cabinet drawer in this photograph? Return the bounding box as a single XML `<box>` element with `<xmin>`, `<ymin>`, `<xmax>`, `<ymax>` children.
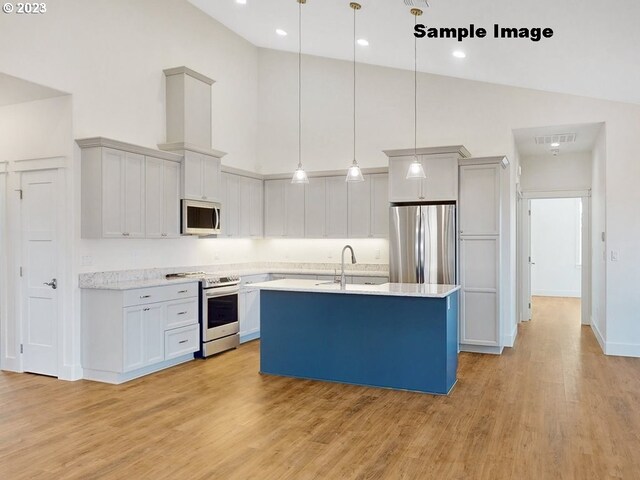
<box><xmin>124</xmin><ymin>282</ymin><xmax>199</xmax><ymax>307</ymax></box>
<box><xmin>166</xmin><ymin>299</ymin><xmax>199</xmax><ymax>330</ymax></box>
<box><xmin>165</xmin><ymin>324</ymin><xmax>199</xmax><ymax>360</ymax></box>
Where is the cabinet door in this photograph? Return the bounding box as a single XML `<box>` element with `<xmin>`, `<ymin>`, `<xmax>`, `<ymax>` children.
<box><xmin>162</xmin><ymin>160</ymin><xmax>181</xmax><ymax>238</ymax></box>
<box><xmin>285</xmin><ymin>181</ymin><xmax>305</xmax><ymax>237</ymax></box>
<box><xmin>388</xmin><ymin>156</ymin><xmax>420</xmax><ymax>203</ymax></box>
<box><xmin>239</xmin><ymin>290</ymin><xmax>260</xmax><ymax>341</ymax></box>
<box><xmin>249</xmin><ymin>178</ymin><xmax>263</xmax><ymax>237</ymax></box>
<box><xmin>370</xmin><ymin>174</ymin><xmax>389</xmax><ymax>238</ymax></box>
<box><xmin>183</xmin><ymin>151</ymin><xmax>203</xmax><ymax>200</ymax></box>
<box><xmin>223</xmin><ymin>173</ymin><xmax>239</xmax><ymax>237</ymax></box>
<box><xmin>102</xmin><ymin>148</ymin><xmax>125</xmax><ymax>237</ymax></box>
<box><xmin>123</xmin><ymin>306</ymin><xmax>144</xmax><ymax>372</ymax></box>
<box><xmin>348</xmin><ymin>176</ymin><xmax>371</xmax><ymax>238</ymax></box>
<box><xmin>123</xmin><ymin>152</ymin><xmax>145</xmax><ymax>238</ymax></box>
<box><xmin>238</xmin><ymin>176</ymin><xmax>252</xmax><ymax>238</ymax></box>
<box><xmin>202</xmin><ymin>155</ymin><xmax>221</xmax><ymax>202</ymax></box>
<box><xmin>143</xmin><ymin>304</ymin><xmax>165</xmax><ymax>365</ymax></box>
<box><xmin>459</xmin><ymin>237</ymin><xmax>499</xmax><ymax>346</ymax></box>
<box><xmin>305</xmin><ymin>178</ymin><xmax>326</xmax><ymax>238</ymax></box>
<box><xmin>459</xmin><ymin>164</ymin><xmax>500</xmax><ymax>235</ymax></box>
<box><xmin>145</xmin><ymin>157</ymin><xmax>164</xmax><ymax>238</ymax></box>
<box><xmin>325</xmin><ymin>176</ymin><xmax>348</xmax><ymax>238</ymax></box>
<box><xmin>421</xmin><ymin>155</ymin><xmax>458</xmax><ymax>201</ymax></box>
<box><xmin>264</xmin><ymin>180</ymin><xmax>286</xmax><ymax>237</ymax></box>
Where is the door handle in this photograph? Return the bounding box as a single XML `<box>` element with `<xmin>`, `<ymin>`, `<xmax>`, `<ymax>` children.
<box><xmin>43</xmin><ymin>278</ymin><xmax>57</xmax><ymax>290</ymax></box>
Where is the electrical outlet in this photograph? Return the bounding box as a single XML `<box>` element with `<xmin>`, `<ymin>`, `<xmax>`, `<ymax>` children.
<box><xmin>611</xmin><ymin>250</ymin><xmax>619</xmax><ymax>262</ymax></box>
<box><xmin>375</xmin><ymin>249</ymin><xmax>381</xmax><ymax>259</ymax></box>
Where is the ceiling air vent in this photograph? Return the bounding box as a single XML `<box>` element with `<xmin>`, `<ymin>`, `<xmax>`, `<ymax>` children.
<box><xmin>404</xmin><ymin>0</ymin><xmax>430</xmax><ymax>7</ymax></box>
<box><xmin>534</xmin><ymin>133</ymin><xmax>577</xmax><ymax>145</ymax></box>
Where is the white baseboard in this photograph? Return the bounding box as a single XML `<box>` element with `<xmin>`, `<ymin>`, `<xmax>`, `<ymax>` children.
<box><xmin>504</xmin><ymin>324</ymin><xmax>518</xmax><ymax>348</ymax></box>
<box><xmin>532</xmin><ymin>290</ymin><xmax>581</xmax><ymax>298</ymax></box>
<box><xmin>83</xmin><ymin>355</ymin><xmax>194</xmax><ymax>384</ymax></box>
<box><xmin>591</xmin><ymin>322</ymin><xmax>606</xmax><ymax>353</ymax></box>
<box><xmin>59</xmin><ymin>364</ymin><xmax>83</xmax><ymax>381</ymax></box>
<box><xmin>459</xmin><ymin>344</ymin><xmax>504</xmax><ymax>355</ymax></box>
<box><xmin>240</xmin><ymin>330</ymin><xmax>260</xmax><ymax>344</ymax></box>
<box><xmin>605</xmin><ymin>342</ymin><xmax>640</xmax><ymax>358</ymax></box>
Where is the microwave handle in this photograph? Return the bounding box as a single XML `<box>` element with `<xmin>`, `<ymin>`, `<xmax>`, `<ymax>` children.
<box><xmin>214</xmin><ymin>208</ymin><xmax>220</xmax><ymax>230</ymax></box>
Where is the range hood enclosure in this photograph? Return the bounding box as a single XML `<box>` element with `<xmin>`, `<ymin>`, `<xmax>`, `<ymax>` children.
<box><xmin>163</xmin><ymin>66</ymin><xmax>214</xmax><ymax>148</ymax></box>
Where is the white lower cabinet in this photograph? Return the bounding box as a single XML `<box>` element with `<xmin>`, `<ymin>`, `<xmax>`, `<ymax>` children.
<box><xmin>239</xmin><ymin>274</ymin><xmax>270</xmax><ymax>343</ymax></box>
<box><xmin>82</xmin><ymin>282</ymin><xmax>200</xmax><ymax>384</ymax></box>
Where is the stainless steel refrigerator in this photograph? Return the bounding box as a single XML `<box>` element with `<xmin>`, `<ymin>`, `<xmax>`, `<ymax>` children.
<box><xmin>389</xmin><ymin>204</ymin><xmax>456</xmax><ymax>284</ymax></box>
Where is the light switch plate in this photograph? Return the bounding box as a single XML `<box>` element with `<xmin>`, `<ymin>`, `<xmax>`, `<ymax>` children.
<box><xmin>611</xmin><ymin>250</ymin><xmax>618</xmax><ymax>262</ymax></box>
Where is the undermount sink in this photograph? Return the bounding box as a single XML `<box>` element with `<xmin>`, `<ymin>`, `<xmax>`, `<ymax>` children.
<box><xmin>314</xmin><ymin>281</ymin><xmax>337</xmax><ymax>286</ymax></box>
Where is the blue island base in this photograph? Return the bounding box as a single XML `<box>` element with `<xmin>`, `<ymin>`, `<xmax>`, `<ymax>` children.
<box><xmin>260</xmin><ymin>290</ymin><xmax>458</xmax><ymax>395</ymax></box>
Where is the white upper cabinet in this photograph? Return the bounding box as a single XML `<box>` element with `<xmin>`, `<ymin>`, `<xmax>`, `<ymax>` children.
<box><xmin>146</xmin><ymin>156</ymin><xmax>180</xmax><ymax>238</ymax></box>
<box><xmin>248</xmin><ymin>178</ymin><xmax>263</xmax><ymax>238</ymax></box>
<box><xmin>221</xmin><ymin>173</ymin><xmax>239</xmax><ymax>237</ymax></box>
<box><xmin>182</xmin><ymin>150</ymin><xmax>221</xmax><ymax>203</ymax></box>
<box><xmin>264</xmin><ymin>179</ymin><xmax>286</xmax><ymax>237</ymax></box>
<box><xmin>238</xmin><ymin>176</ymin><xmax>252</xmax><ymax>238</ymax></box>
<box><xmin>370</xmin><ymin>174</ymin><xmax>389</xmax><ymax>238</ymax></box>
<box><xmin>348</xmin><ymin>176</ymin><xmax>371</xmax><ymax>238</ymax></box>
<box><xmin>459</xmin><ymin>163</ymin><xmax>500</xmax><ymax>236</ymax></box>
<box><xmin>220</xmin><ymin>172</ymin><xmax>263</xmax><ymax>238</ymax></box>
<box><xmin>305</xmin><ymin>178</ymin><xmax>326</xmax><ymax>238</ymax></box>
<box><xmin>386</xmin><ymin>147</ymin><xmax>469</xmax><ymax>203</ymax></box>
<box><xmin>286</xmin><ymin>181</ymin><xmax>306</xmax><ymax>237</ymax></box>
<box><xmin>325</xmin><ymin>176</ymin><xmax>348</xmax><ymax>238</ymax></box>
<box><xmin>78</xmin><ymin>138</ymin><xmax>182</xmax><ymax>239</ymax></box>
<box><xmin>99</xmin><ymin>148</ymin><xmax>144</xmax><ymax>238</ymax></box>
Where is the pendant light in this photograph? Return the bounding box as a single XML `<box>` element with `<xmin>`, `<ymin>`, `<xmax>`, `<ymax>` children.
<box><xmin>346</xmin><ymin>2</ymin><xmax>364</xmax><ymax>183</ymax></box>
<box><xmin>291</xmin><ymin>0</ymin><xmax>309</xmax><ymax>184</ymax></box>
<box><xmin>406</xmin><ymin>8</ymin><xmax>427</xmax><ymax>180</ymax></box>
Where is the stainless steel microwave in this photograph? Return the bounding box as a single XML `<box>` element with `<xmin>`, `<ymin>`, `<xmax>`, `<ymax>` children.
<box><xmin>181</xmin><ymin>199</ymin><xmax>221</xmax><ymax>236</ymax></box>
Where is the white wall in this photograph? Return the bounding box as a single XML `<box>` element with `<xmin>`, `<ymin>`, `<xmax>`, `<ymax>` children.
<box><xmin>0</xmin><ymin>95</ymin><xmax>75</xmax><ymax>375</ymax></box>
<box><xmin>520</xmin><ymin>153</ymin><xmax>592</xmax><ymax>192</ymax></box>
<box><xmin>258</xmin><ymin>49</ymin><xmax>640</xmax><ymax>355</ymax></box>
<box><xmin>258</xmin><ymin>239</ymin><xmax>389</xmax><ymax>266</ymax></box>
<box><xmin>531</xmin><ymin>198</ymin><xmax>582</xmax><ymax>298</ymax></box>
<box><xmin>591</xmin><ymin>126</ymin><xmax>607</xmax><ymax>345</ymax></box>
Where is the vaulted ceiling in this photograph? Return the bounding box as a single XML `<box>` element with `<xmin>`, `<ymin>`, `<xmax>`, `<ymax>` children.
<box><xmin>190</xmin><ymin>0</ymin><xmax>640</xmax><ymax>105</ymax></box>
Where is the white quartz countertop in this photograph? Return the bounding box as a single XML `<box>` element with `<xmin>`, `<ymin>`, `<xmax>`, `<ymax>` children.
<box><xmin>251</xmin><ymin>279</ymin><xmax>460</xmax><ymax>298</ymax></box>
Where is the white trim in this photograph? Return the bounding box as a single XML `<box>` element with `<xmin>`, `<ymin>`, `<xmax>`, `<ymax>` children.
<box><xmin>263</xmin><ymin>166</ymin><xmax>388</xmax><ymax>181</ymax></box>
<box><xmin>11</xmin><ymin>156</ymin><xmax>68</xmax><ymax>171</ymax></box>
<box><xmin>459</xmin><ymin>344</ymin><xmax>504</xmax><ymax>355</ymax></box>
<box><xmin>163</xmin><ymin>66</ymin><xmax>215</xmax><ymax>85</ymax></box>
<box><xmin>83</xmin><ymin>355</ymin><xmax>194</xmax><ymax>384</ymax></box>
<box><xmin>521</xmin><ymin>189</ymin><xmax>591</xmax><ymax>199</ymax></box>
<box><xmin>605</xmin><ymin>342</ymin><xmax>640</xmax><ymax>358</ymax></box>
<box><xmin>504</xmin><ymin>323</ymin><xmax>518</xmax><ymax>348</ymax></box>
<box><xmin>384</xmin><ymin>145</ymin><xmax>471</xmax><ymax>158</ymax></box>
<box><xmin>459</xmin><ymin>155</ymin><xmax>510</xmax><ymax>169</ymax></box>
<box><xmin>240</xmin><ymin>331</ymin><xmax>260</xmax><ymax>343</ymax></box>
<box><xmin>59</xmin><ymin>364</ymin><xmax>83</xmax><ymax>381</ymax></box>
<box><xmin>76</xmin><ymin>137</ymin><xmax>183</xmax><ymax>162</ymax></box>
<box><xmin>157</xmin><ymin>141</ymin><xmax>226</xmax><ymax>159</ymax></box>
<box><xmin>591</xmin><ymin>321</ymin><xmax>606</xmax><ymax>353</ymax></box>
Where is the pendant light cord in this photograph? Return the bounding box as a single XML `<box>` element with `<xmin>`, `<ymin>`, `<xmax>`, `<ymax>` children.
<box><xmin>414</xmin><ymin>13</ymin><xmax>417</xmax><ymax>158</ymax></box>
<box><xmin>298</xmin><ymin>1</ymin><xmax>302</xmax><ymax>170</ymax></box>
<box><xmin>353</xmin><ymin>5</ymin><xmax>356</xmax><ymax>165</ymax></box>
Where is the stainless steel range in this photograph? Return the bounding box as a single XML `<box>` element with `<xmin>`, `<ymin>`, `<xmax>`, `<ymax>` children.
<box><xmin>166</xmin><ymin>272</ymin><xmax>240</xmax><ymax>357</ymax></box>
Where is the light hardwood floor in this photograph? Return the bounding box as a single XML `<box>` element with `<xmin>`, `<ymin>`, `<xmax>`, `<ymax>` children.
<box><xmin>2</xmin><ymin>296</ymin><xmax>639</xmax><ymax>479</ymax></box>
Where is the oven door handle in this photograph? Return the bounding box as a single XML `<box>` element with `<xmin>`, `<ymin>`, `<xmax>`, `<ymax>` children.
<box><xmin>204</xmin><ymin>285</ymin><xmax>240</xmax><ymax>297</ymax></box>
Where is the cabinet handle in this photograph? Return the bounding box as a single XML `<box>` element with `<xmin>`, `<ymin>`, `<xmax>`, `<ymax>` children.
<box><xmin>122</xmin><ymin>232</ymin><xmax>130</xmax><ymax>237</ymax></box>
<box><xmin>161</xmin><ymin>233</ymin><xmax>167</xmax><ymax>237</ymax></box>
<box><xmin>143</xmin><ymin>307</ymin><xmax>150</xmax><ymax>311</ymax></box>
<box><xmin>140</xmin><ymin>295</ymin><xmax>151</xmax><ymax>299</ymax></box>
<box><xmin>178</xmin><ymin>339</ymin><xmax>189</xmax><ymax>344</ymax></box>
<box><xmin>177</xmin><ymin>290</ymin><xmax>188</xmax><ymax>294</ymax></box>
<box><xmin>177</xmin><ymin>311</ymin><xmax>187</xmax><ymax>315</ymax></box>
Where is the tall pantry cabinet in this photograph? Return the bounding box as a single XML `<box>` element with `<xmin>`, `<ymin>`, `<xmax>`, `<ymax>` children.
<box><xmin>458</xmin><ymin>156</ymin><xmax>510</xmax><ymax>354</ymax></box>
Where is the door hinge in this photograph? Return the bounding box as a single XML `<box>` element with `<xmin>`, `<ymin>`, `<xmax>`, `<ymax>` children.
<box><xmin>16</xmin><ymin>189</ymin><xmax>23</xmax><ymax>200</ymax></box>
<box><xmin>528</xmin><ymin>302</ymin><xmax>531</xmax><ymax>309</ymax></box>
<box><xmin>528</xmin><ymin>209</ymin><xmax>531</xmax><ymax>216</ymax></box>
<box><xmin>19</xmin><ymin>266</ymin><xmax>23</xmax><ymax>277</ymax></box>
<box><xmin>20</xmin><ymin>344</ymin><xmax>23</xmax><ymax>354</ymax></box>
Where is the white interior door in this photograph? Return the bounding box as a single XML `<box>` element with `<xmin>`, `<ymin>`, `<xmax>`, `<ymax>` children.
<box><xmin>523</xmin><ymin>199</ymin><xmax>532</xmax><ymax>321</ymax></box>
<box><xmin>21</xmin><ymin>169</ymin><xmax>59</xmax><ymax>377</ymax></box>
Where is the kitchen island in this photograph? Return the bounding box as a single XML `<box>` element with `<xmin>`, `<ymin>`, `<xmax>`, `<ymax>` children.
<box><xmin>252</xmin><ymin>279</ymin><xmax>460</xmax><ymax>395</ymax></box>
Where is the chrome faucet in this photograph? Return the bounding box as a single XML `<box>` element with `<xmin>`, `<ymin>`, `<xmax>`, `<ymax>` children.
<box><xmin>340</xmin><ymin>245</ymin><xmax>357</xmax><ymax>288</ymax></box>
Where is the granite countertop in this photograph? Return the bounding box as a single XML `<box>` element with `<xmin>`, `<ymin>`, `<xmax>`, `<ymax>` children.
<box><xmin>251</xmin><ymin>279</ymin><xmax>461</xmax><ymax>298</ymax></box>
<box><xmin>79</xmin><ymin>263</ymin><xmax>390</xmax><ymax>290</ymax></box>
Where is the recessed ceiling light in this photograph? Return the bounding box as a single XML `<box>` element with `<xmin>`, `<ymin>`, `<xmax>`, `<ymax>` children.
<box><xmin>276</xmin><ymin>29</ymin><xmax>288</xmax><ymax>37</ymax></box>
<box><xmin>357</xmin><ymin>38</ymin><xmax>369</xmax><ymax>47</ymax></box>
<box><xmin>550</xmin><ymin>142</ymin><xmax>560</xmax><ymax>147</ymax></box>
<box><xmin>452</xmin><ymin>50</ymin><xmax>466</xmax><ymax>59</ymax></box>
<box><xmin>235</xmin><ymin>0</ymin><xmax>247</xmax><ymax>4</ymax></box>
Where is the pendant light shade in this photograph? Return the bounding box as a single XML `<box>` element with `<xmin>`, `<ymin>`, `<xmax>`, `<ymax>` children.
<box><xmin>406</xmin><ymin>157</ymin><xmax>426</xmax><ymax>179</ymax></box>
<box><xmin>406</xmin><ymin>8</ymin><xmax>427</xmax><ymax>180</ymax></box>
<box><xmin>346</xmin><ymin>2</ymin><xmax>364</xmax><ymax>183</ymax></box>
<box><xmin>291</xmin><ymin>0</ymin><xmax>309</xmax><ymax>184</ymax></box>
